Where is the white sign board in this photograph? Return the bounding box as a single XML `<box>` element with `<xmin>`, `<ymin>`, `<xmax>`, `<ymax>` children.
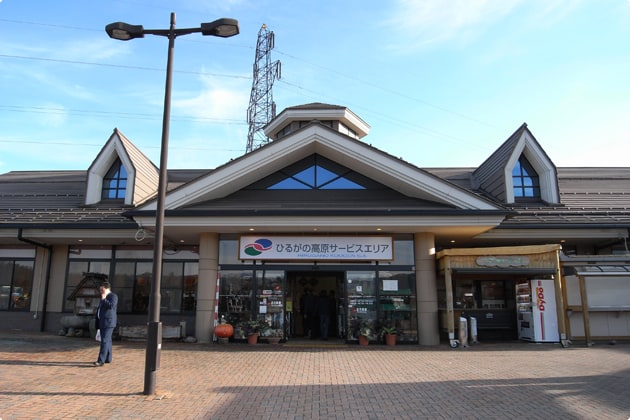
<box><xmin>239</xmin><ymin>236</ymin><xmax>393</xmax><ymax>261</ymax></box>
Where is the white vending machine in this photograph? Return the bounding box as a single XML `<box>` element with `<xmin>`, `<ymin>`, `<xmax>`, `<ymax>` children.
<box><xmin>516</xmin><ymin>279</ymin><xmax>559</xmax><ymax>342</ymax></box>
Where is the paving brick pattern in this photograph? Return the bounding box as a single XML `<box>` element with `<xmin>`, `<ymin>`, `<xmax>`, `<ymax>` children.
<box><xmin>0</xmin><ymin>332</ymin><xmax>629</xmax><ymax>419</ymax></box>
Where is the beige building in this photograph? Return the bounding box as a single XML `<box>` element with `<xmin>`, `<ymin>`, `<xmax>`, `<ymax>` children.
<box><xmin>1</xmin><ymin>103</ymin><xmax>629</xmax><ymax>346</ymax></box>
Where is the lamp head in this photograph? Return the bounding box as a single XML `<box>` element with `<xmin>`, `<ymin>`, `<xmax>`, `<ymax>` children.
<box><xmin>106</xmin><ymin>22</ymin><xmax>145</xmax><ymax>40</ymax></box>
<box><xmin>201</xmin><ymin>18</ymin><xmax>239</xmax><ymax>38</ymax></box>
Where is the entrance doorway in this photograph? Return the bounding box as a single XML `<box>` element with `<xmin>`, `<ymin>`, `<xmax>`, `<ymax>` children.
<box><xmin>453</xmin><ymin>277</ymin><xmax>518</xmax><ymax>340</ymax></box>
<box><xmin>287</xmin><ymin>271</ymin><xmax>345</xmax><ymax>339</ymax></box>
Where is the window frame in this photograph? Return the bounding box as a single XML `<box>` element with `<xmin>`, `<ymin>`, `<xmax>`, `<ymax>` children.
<box><xmin>101</xmin><ymin>158</ymin><xmax>128</xmax><ymax>200</ymax></box>
<box><xmin>0</xmin><ymin>259</ymin><xmax>35</xmax><ymax>311</ymax></box>
<box><xmin>512</xmin><ymin>156</ymin><xmax>541</xmax><ymax>200</ymax></box>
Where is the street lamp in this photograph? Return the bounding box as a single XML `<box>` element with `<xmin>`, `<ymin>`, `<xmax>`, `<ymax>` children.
<box><xmin>106</xmin><ymin>13</ymin><xmax>239</xmax><ymax>396</ymax></box>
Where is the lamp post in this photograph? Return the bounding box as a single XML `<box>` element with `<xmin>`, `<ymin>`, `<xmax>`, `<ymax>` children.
<box><xmin>106</xmin><ymin>13</ymin><xmax>239</xmax><ymax>396</ymax></box>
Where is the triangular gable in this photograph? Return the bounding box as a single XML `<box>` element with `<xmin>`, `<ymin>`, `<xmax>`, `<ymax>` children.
<box><xmin>138</xmin><ymin>121</ymin><xmax>501</xmax><ymax>212</ymax></box>
<box><xmin>472</xmin><ymin>123</ymin><xmax>559</xmax><ymax>204</ymax></box>
<box><xmin>85</xmin><ymin>129</ymin><xmax>159</xmax><ymax>206</ymax></box>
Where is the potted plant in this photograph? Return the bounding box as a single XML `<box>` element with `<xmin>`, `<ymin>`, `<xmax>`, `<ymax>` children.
<box><xmin>264</xmin><ymin>328</ymin><xmax>283</xmax><ymax>344</ymax></box>
<box><xmin>380</xmin><ymin>325</ymin><xmax>398</xmax><ymax>346</ymax></box>
<box><xmin>357</xmin><ymin>321</ymin><xmax>376</xmax><ymax>346</ymax></box>
<box><xmin>244</xmin><ymin>319</ymin><xmax>267</xmax><ymax>344</ymax></box>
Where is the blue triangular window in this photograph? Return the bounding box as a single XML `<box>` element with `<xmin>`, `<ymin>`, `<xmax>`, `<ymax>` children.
<box><xmin>269</xmin><ymin>164</ymin><xmax>365</xmax><ymax>190</ymax></box>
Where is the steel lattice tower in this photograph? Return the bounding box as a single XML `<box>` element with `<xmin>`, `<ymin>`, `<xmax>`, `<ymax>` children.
<box><xmin>246</xmin><ymin>24</ymin><xmax>281</xmax><ymax>153</ymax></box>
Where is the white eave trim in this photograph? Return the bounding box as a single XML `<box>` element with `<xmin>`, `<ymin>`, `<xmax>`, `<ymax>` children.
<box><xmin>133</xmin><ymin>214</ymin><xmax>506</xmax><ymax>235</ymax></box>
<box><xmin>143</xmin><ymin>125</ymin><xmax>500</xmax><ymax>212</ymax></box>
<box><xmin>264</xmin><ymin>107</ymin><xmax>370</xmax><ymax>139</ymax></box>
<box><xmin>476</xmin><ymin>227</ymin><xmax>628</xmax><ymax>240</ymax></box>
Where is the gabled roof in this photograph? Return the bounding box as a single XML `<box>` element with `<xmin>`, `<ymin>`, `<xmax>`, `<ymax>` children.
<box><xmin>428</xmin><ymin>166</ymin><xmax>630</xmax><ymax>228</ymax></box>
<box><xmin>85</xmin><ymin>129</ymin><xmax>159</xmax><ymax>206</ymax></box>
<box><xmin>136</xmin><ymin>119</ymin><xmax>502</xmax><ymax>213</ymax></box>
<box><xmin>472</xmin><ymin>123</ymin><xmax>560</xmax><ymax>204</ymax></box>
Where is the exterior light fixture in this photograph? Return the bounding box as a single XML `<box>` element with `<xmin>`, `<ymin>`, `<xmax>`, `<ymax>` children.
<box><xmin>105</xmin><ymin>12</ymin><xmax>239</xmax><ymax>396</ymax></box>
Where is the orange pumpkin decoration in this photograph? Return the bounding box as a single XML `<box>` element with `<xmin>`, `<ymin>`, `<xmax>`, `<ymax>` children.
<box><xmin>214</xmin><ymin>323</ymin><xmax>234</xmax><ymax>338</ymax></box>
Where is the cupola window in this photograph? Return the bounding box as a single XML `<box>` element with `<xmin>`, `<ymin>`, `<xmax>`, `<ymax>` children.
<box><xmin>101</xmin><ymin>158</ymin><xmax>127</xmax><ymax>199</ymax></box>
<box><xmin>512</xmin><ymin>155</ymin><xmax>540</xmax><ymax>199</ymax></box>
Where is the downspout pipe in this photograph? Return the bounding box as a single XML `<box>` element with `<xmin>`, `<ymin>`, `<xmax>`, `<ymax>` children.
<box><xmin>17</xmin><ymin>228</ymin><xmax>53</xmax><ymax>332</ymax></box>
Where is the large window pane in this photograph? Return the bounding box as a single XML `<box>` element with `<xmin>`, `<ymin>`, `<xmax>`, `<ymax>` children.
<box><xmin>346</xmin><ymin>271</ymin><xmax>377</xmax><ymax>340</ymax></box>
<box><xmin>219</xmin><ymin>240</ymin><xmax>240</xmax><ymax>264</ymax></box>
<box><xmin>219</xmin><ymin>270</ymin><xmax>254</xmax><ymax>339</ymax></box>
<box><xmin>133</xmin><ymin>262</ymin><xmax>153</xmax><ymax>313</ymax></box>
<box><xmin>392</xmin><ymin>240</ymin><xmax>414</xmax><ymax>265</ymax></box>
<box><xmin>182</xmin><ymin>262</ymin><xmax>198</xmax><ymax>313</ymax></box>
<box><xmin>0</xmin><ymin>260</ymin><xmax>34</xmax><ymax>312</ymax></box>
<box><xmin>256</xmin><ymin>270</ymin><xmax>285</xmax><ymax>338</ymax></box>
<box><xmin>113</xmin><ymin>260</ymin><xmax>195</xmax><ymax>314</ymax></box>
<box><xmin>0</xmin><ymin>261</ymin><xmax>13</xmax><ymax>310</ymax></box>
<box><xmin>113</xmin><ymin>262</ymin><xmax>135</xmax><ymax>313</ymax></box>
<box><xmin>162</xmin><ymin>262</ymin><xmax>183</xmax><ymax>313</ymax></box>
<box><xmin>12</xmin><ymin>261</ymin><xmax>34</xmax><ymax>310</ymax></box>
<box><xmin>378</xmin><ymin>270</ymin><xmax>417</xmax><ymax>342</ymax></box>
<box><xmin>65</xmin><ymin>261</ymin><xmax>89</xmax><ymax>312</ymax></box>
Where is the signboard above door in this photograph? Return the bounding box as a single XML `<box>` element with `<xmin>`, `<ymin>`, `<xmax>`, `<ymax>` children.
<box><xmin>239</xmin><ymin>236</ymin><xmax>393</xmax><ymax>261</ymax></box>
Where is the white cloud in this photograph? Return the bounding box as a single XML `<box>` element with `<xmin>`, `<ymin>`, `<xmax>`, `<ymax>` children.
<box><xmin>39</xmin><ymin>103</ymin><xmax>69</xmax><ymax>127</ymax></box>
<box><xmin>173</xmin><ymin>73</ymin><xmax>249</xmax><ymax>122</ymax></box>
<box><xmin>387</xmin><ymin>0</ymin><xmax>525</xmax><ymax>50</ymax></box>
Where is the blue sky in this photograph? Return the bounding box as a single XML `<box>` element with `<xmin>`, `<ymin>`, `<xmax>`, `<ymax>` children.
<box><xmin>1</xmin><ymin>0</ymin><xmax>629</xmax><ymax>173</ymax></box>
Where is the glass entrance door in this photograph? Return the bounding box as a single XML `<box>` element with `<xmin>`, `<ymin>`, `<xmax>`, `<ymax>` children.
<box><xmin>287</xmin><ymin>271</ymin><xmax>344</xmax><ymax>339</ymax></box>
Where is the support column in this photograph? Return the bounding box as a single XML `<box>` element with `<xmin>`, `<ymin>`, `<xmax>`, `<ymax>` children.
<box><xmin>414</xmin><ymin>233</ymin><xmax>440</xmax><ymax>345</ymax></box>
<box><xmin>195</xmin><ymin>232</ymin><xmax>219</xmax><ymax>343</ymax></box>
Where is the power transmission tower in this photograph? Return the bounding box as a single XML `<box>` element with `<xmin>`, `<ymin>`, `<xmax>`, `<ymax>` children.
<box><xmin>246</xmin><ymin>24</ymin><xmax>281</xmax><ymax>153</ymax></box>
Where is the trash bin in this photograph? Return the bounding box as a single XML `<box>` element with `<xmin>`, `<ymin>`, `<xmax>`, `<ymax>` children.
<box><xmin>458</xmin><ymin>316</ymin><xmax>468</xmax><ymax>348</ymax></box>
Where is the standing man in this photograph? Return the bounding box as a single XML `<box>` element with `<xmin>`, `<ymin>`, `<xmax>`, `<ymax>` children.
<box><xmin>95</xmin><ymin>281</ymin><xmax>118</xmax><ymax>367</ymax></box>
<box><xmin>318</xmin><ymin>290</ymin><xmax>331</xmax><ymax>341</ymax></box>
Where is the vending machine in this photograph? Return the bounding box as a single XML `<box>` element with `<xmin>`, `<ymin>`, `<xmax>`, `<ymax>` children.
<box><xmin>516</xmin><ymin>279</ymin><xmax>559</xmax><ymax>342</ymax></box>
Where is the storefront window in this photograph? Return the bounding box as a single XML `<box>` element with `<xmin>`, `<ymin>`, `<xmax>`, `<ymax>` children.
<box><xmin>391</xmin><ymin>240</ymin><xmax>414</xmax><ymax>265</ymax></box>
<box><xmin>113</xmin><ymin>261</ymin><xmax>136</xmax><ymax>313</ymax></box>
<box><xmin>132</xmin><ymin>262</ymin><xmax>153</xmax><ymax>313</ymax></box>
<box><xmin>0</xmin><ymin>260</ymin><xmax>34</xmax><ymax>311</ymax></box>
<box><xmin>378</xmin><ymin>271</ymin><xmax>417</xmax><ymax>342</ymax></box>
<box><xmin>219</xmin><ymin>239</ymin><xmax>254</xmax><ymax>265</ymax></box>
<box><xmin>346</xmin><ymin>271</ymin><xmax>377</xmax><ymax>340</ymax></box>
<box><xmin>182</xmin><ymin>263</ymin><xmax>198</xmax><ymax>313</ymax></box>
<box><xmin>162</xmin><ymin>262</ymin><xmax>184</xmax><ymax>313</ymax></box>
<box><xmin>219</xmin><ymin>270</ymin><xmax>254</xmax><ymax>338</ymax></box>
<box><xmin>255</xmin><ymin>270</ymin><xmax>285</xmax><ymax>338</ymax></box>
<box><xmin>112</xmin><ymin>261</ymin><xmax>197</xmax><ymax>314</ymax></box>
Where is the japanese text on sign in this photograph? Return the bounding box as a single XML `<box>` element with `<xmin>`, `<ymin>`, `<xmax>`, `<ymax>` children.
<box><xmin>239</xmin><ymin>236</ymin><xmax>393</xmax><ymax>261</ymax></box>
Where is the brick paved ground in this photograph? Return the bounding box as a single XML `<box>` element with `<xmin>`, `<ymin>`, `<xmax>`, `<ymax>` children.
<box><xmin>0</xmin><ymin>331</ymin><xmax>629</xmax><ymax>420</ymax></box>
